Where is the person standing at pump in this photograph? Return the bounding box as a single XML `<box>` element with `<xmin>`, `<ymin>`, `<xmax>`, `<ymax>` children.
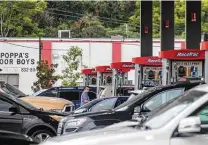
<box><xmin>80</xmin><ymin>87</ymin><xmax>90</xmax><ymax>106</ymax></box>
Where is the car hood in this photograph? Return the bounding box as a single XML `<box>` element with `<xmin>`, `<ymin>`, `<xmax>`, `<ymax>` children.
<box><xmin>33</xmin><ymin>109</ymin><xmax>69</xmax><ymax>116</ymax></box>
<box><xmin>21</xmin><ymin>96</ymin><xmax>73</xmax><ymax>111</ymax></box>
<box><xmin>62</xmin><ymin>110</ymin><xmax>110</xmax><ymax>122</ymax></box>
<box><xmin>41</xmin><ymin>127</ymin><xmax>159</xmax><ymax>145</ymax></box>
<box><xmin>105</xmin><ymin>120</ymin><xmax>139</xmax><ymax>129</ymax></box>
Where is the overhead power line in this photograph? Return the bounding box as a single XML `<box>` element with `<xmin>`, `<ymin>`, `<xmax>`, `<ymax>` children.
<box><xmin>47</xmin><ymin>8</ymin><xmax>130</xmax><ymax>23</ymax></box>
<box><xmin>3</xmin><ymin>40</ymin><xmax>154</xmax><ymax>51</ymax></box>
<box><xmin>46</xmin><ymin>10</ymin><xmax>140</xmax><ymax>29</ymax></box>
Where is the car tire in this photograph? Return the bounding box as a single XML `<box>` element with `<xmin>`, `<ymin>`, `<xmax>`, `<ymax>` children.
<box><xmin>31</xmin><ymin>130</ymin><xmax>55</xmax><ymax>142</ymax></box>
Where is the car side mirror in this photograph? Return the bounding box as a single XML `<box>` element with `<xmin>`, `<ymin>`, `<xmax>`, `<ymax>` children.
<box><xmin>178</xmin><ymin>116</ymin><xmax>201</xmax><ymax>134</ymax></box>
<box><xmin>9</xmin><ymin>106</ymin><xmax>19</xmax><ymax>114</ymax></box>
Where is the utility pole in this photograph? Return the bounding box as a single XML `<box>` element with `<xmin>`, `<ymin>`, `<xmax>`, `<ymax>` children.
<box><xmin>39</xmin><ymin>37</ymin><xmax>42</xmax><ymax>63</ymax></box>
<box><xmin>125</xmin><ymin>23</ymin><xmax>128</xmax><ymax>38</ymax></box>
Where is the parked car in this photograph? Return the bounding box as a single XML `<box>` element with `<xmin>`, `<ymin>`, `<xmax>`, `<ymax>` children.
<box><xmin>40</xmin><ymin>83</ymin><xmax>208</xmax><ymax>145</ymax></box>
<box><xmin>0</xmin><ymin>91</ymin><xmax>67</xmax><ymax>142</ymax></box>
<box><xmin>57</xmin><ymin>81</ymin><xmax>203</xmax><ymax>135</ymax></box>
<box><xmin>33</xmin><ymin>86</ymin><xmax>97</xmax><ymax>109</ymax></box>
<box><xmin>0</xmin><ymin>81</ymin><xmax>75</xmax><ymax>113</ymax></box>
<box><xmin>71</xmin><ymin>96</ymin><xmax>129</xmax><ymax>115</ymax></box>
<box><xmin>0</xmin><ymin>130</ymin><xmax>39</xmax><ymax>145</ymax></box>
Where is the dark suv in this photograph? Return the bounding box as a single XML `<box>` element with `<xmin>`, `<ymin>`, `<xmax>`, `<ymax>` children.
<box><xmin>34</xmin><ymin>86</ymin><xmax>97</xmax><ymax>109</ymax></box>
<box><xmin>0</xmin><ymin>91</ymin><xmax>67</xmax><ymax>142</ymax></box>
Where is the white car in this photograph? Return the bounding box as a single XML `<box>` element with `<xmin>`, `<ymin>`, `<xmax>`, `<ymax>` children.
<box><xmin>40</xmin><ymin>84</ymin><xmax>208</xmax><ymax>145</ymax></box>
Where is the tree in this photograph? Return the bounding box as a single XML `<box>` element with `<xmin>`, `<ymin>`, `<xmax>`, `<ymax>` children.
<box><xmin>32</xmin><ymin>61</ymin><xmax>59</xmax><ymax>92</ymax></box>
<box><xmin>174</xmin><ymin>0</ymin><xmax>185</xmax><ymax>38</ymax></box>
<box><xmin>61</xmin><ymin>46</ymin><xmax>83</xmax><ymax>87</ymax></box>
<box><xmin>105</xmin><ymin>24</ymin><xmax>139</xmax><ymax>38</ymax></box>
<box><xmin>70</xmin><ymin>15</ymin><xmax>106</xmax><ymax>38</ymax></box>
<box><xmin>0</xmin><ymin>1</ymin><xmax>46</xmax><ymax>37</ymax></box>
<box><xmin>129</xmin><ymin>0</ymin><xmax>161</xmax><ymax>38</ymax></box>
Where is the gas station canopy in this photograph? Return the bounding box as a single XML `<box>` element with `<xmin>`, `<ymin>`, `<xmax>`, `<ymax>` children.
<box><xmin>160</xmin><ymin>49</ymin><xmax>205</xmax><ymax>60</ymax></box>
<box><xmin>132</xmin><ymin>56</ymin><xmax>162</xmax><ymax>66</ymax></box>
<box><xmin>111</xmin><ymin>62</ymin><xmax>135</xmax><ymax>72</ymax></box>
<box><xmin>81</xmin><ymin>68</ymin><xmax>97</xmax><ymax>75</ymax></box>
<box><xmin>95</xmin><ymin>65</ymin><xmax>112</xmax><ymax>73</ymax></box>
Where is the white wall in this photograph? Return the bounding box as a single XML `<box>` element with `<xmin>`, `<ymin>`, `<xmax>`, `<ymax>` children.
<box><xmin>0</xmin><ymin>42</ymin><xmax>39</xmax><ymax>94</ymax></box>
<box><xmin>52</xmin><ymin>42</ymin><xmax>112</xmax><ymax>76</ymax></box>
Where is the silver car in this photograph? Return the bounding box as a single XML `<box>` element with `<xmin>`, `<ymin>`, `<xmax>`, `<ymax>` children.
<box><xmin>40</xmin><ymin>84</ymin><xmax>208</xmax><ymax>145</ymax></box>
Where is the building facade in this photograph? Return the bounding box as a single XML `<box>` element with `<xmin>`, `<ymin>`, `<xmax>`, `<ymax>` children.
<box><xmin>0</xmin><ymin>38</ymin><xmax>184</xmax><ymax>94</ymax></box>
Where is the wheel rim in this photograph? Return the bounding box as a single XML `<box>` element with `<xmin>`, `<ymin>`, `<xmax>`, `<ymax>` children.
<box><xmin>35</xmin><ymin>133</ymin><xmax>51</xmax><ymax>142</ymax></box>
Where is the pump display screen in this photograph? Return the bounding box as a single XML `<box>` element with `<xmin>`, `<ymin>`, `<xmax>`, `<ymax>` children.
<box><xmin>171</xmin><ymin>61</ymin><xmax>203</xmax><ymax>81</ymax></box>
<box><xmin>142</xmin><ymin>66</ymin><xmax>162</xmax><ymax>87</ymax></box>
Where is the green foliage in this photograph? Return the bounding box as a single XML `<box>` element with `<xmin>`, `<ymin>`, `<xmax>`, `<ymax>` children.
<box><xmin>70</xmin><ymin>15</ymin><xmax>106</xmax><ymax>38</ymax></box>
<box><xmin>61</xmin><ymin>46</ymin><xmax>83</xmax><ymax>87</ymax></box>
<box><xmin>0</xmin><ymin>1</ymin><xmax>47</xmax><ymax>37</ymax></box>
<box><xmin>32</xmin><ymin>61</ymin><xmax>59</xmax><ymax>92</ymax></box>
<box><xmin>174</xmin><ymin>0</ymin><xmax>185</xmax><ymax>38</ymax></box>
<box><xmin>2</xmin><ymin>1</ymin><xmax>208</xmax><ymax>38</ymax></box>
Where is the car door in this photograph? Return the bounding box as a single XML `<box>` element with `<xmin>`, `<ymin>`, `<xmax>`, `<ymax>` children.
<box><xmin>170</xmin><ymin>102</ymin><xmax>208</xmax><ymax>145</ymax></box>
<box><xmin>141</xmin><ymin>88</ymin><xmax>185</xmax><ymax>115</ymax></box>
<box><xmin>0</xmin><ymin>96</ymin><xmax>23</xmax><ymax>133</ymax></box>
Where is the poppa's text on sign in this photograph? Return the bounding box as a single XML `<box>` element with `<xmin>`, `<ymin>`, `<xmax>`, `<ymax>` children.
<box><xmin>0</xmin><ymin>53</ymin><xmax>35</xmax><ymax>65</ymax></box>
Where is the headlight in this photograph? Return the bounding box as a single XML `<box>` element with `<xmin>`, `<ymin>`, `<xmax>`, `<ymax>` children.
<box><xmin>62</xmin><ymin>118</ymin><xmax>87</xmax><ymax>134</ymax></box>
<box><xmin>65</xmin><ymin>118</ymin><xmax>87</xmax><ymax>127</ymax></box>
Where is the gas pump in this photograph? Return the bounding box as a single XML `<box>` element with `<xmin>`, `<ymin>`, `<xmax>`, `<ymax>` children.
<box><xmin>81</xmin><ymin>68</ymin><xmax>97</xmax><ymax>86</ymax></box>
<box><xmin>95</xmin><ymin>65</ymin><xmax>112</xmax><ymax>97</ymax></box>
<box><xmin>110</xmin><ymin>62</ymin><xmax>135</xmax><ymax>96</ymax></box>
<box><xmin>160</xmin><ymin>49</ymin><xmax>205</xmax><ymax>85</ymax></box>
<box><xmin>132</xmin><ymin>56</ymin><xmax>162</xmax><ymax>90</ymax></box>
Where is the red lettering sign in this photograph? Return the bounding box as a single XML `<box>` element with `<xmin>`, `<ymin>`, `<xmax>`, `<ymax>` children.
<box><xmin>176</xmin><ymin>52</ymin><xmax>199</xmax><ymax>57</ymax></box>
<box><xmin>147</xmin><ymin>59</ymin><xmax>162</xmax><ymax>63</ymax></box>
<box><xmin>122</xmin><ymin>64</ymin><xmax>135</xmax><ymax>68</ymax></box>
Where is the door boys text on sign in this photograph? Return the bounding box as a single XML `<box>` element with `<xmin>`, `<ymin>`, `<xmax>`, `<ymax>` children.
<box><xmin>0</xmin><ymin>53</ymin><xmax>35</xmax><ymax>65</ymax></box>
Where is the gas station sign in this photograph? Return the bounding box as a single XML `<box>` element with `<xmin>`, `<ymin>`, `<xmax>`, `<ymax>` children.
<box><xmin>171</xmin><ymin>61</ymin><xmax>203</xmax><ymax>81</ymax></box>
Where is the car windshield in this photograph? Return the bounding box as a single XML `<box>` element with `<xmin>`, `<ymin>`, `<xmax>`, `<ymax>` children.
<box><xmin>32</xmin><ymin>89</ymin><xmax>47</xmax><ymax>96</ymax></box>
<box><xmin>114</xmin><ymin>87</ymin><xmax>159</xmax><ymax>111</ymax></box>
<box><xmin>0</xmin><ymin>82</ymin><xmax>26</xmax><ymax>97</ymax></box>
<box><xmin>74</xmin><ymin>99</ymin><xmax>102</xmax><ymax>113</ymax></box>
<box><xmin>144</xmin><ymin>90</ymin><xmax>207</xmax><ymax>129</ymax></box>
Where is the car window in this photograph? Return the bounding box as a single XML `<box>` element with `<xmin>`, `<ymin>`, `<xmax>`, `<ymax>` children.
<box><xmin>59</xmin><ymin>91</ymin><xmax>80</xmax><ymax>101</ymax></box>
<box><xmin>90</xmin><ymin>98</ymin><xmax>117</xmax><ymax>112</ymax></box>
<box><xmin>194</xmin><ymin>104</ymin><xmax>208</xmax><ymax>124</ymax></box>
<box><xmin>39</xmin><ymin>90</ymin><xmax>57</xmax><ymax>97</ymax></box>
<box><xmin>115</xmin><ymin>97</ymin><xmax>128</xmax><ymax>108</ymax></box>
<box><xmin>88</xmin><ymin>91</ymin><xmax>97</xmax><ymax>100</ymax></box>
<box><xmin>143</xmin><ymin>88</ymin><xmax>185</xmax><ymax>111</ymax></box>
<box><xmin>144</xmin><ymin>90</ymin><xmax>207</xmax><ymax>129</ymax></box>
<box><xmin>0</xmin><ymin>98</ymin><xmax>13</xmax><ymax>112</ymax></box>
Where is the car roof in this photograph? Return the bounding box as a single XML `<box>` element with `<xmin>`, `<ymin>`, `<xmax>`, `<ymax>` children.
<box><xmin>192</xmin><ymin>84</ymin><xmax>208</xmax><ymax>92</ymax></box>
<box><xmin>129</xmin><ymin>90</ymin><xmax>145</xmax><ymax>94</ymax></box>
